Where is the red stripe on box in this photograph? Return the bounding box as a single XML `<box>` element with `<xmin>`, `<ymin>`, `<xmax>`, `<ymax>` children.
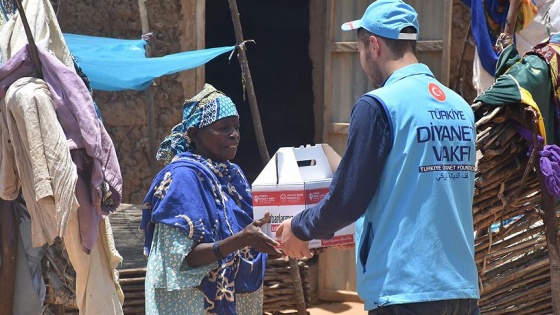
<box><xmin>252</xmin><ymin>190</ymin><xmax>306</xmax><ymax>206</ymax></box>
<box><xmin>321</xmin><ymin>234</ymin><xmax>355</xmax><ymax>246</ymax></box>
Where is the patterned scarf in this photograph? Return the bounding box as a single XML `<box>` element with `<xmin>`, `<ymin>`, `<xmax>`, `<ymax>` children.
<box><xmin>156</xmin><ymin>83</ymin><xmax>238</xmax><ymax>164</ymax></box>
<box><xmin>0</xmin><ymin>0</ymin><xmax>15</xmax><ymax>27</ymax></box>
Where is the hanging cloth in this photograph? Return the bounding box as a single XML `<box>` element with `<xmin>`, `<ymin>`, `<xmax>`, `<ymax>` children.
<box><xmin>526</xmin><ymin>37</ymin><xmax>560</xmax><ymax>137</ymax></box>
<box><xmin>64</xmin><ymin>33</ymin><xmax>235</xmax><ymax>91</ymax></box>
<box><xmin>0</xmin><ymin>0</ymin><xmax>74</xmax><ymax>69</ymax></box>
<box><xmin>462</xmin><ymin>0</ymin><xmax>538</xmax><ymax>75</ymax></box>
<box><xmin>474</xmin><ymin>44</ymin><xmax>551</xmax><ymax>143</ymax></box>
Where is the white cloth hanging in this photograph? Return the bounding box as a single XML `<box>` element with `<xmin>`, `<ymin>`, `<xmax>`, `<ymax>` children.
<box><xmin>0</xmin><ymin>0</ymin><xmax>74</xmax><ymax>69</ymax></box>
<box><xmin>0</xmin><ymin>0</ymin><xmax>125</xmax><ymax>313</ymax></box>
<box><xmin>2</xmin><ymin>77</ymin><xmax>78</xmax><ymax>246</ymax></box>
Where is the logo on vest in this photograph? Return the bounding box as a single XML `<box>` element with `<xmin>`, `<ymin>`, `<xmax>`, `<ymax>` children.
<box><xmin>429</xmin><ymin>82</ymin><xmax>446</xmax><ymax>102</ymax></box>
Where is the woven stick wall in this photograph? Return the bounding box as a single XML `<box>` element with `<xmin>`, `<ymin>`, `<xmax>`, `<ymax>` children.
<box><xmin>263</xmin><ymin>257</ymin><xmax>312</xmax><ymax>314</ymax></box>
<box><xmin>47</xmin><ymin>204</ymin><xmax>314</xmax><ymax>315</ymax></box>
<box><xmin>473</xmin><ymin>103</ymin><xmax>555</xmax><ymax>314</ymax></box>
<box><xmin>109</xmin><ymin>258</ymin><xmax>312</xmax><ymax>315</ymax></box>
<box><xmin>111</xmin><ymin>258</ymin><xmax>312</xmax><ymax>315</ymax></box>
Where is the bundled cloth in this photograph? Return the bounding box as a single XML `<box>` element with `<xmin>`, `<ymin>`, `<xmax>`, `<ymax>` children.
<box><xmin>540</xmin><ymin>144</ymin><xmax>560</xmax><ymax>198</ymax></box>
<box><xmin>516</xmin><ymin>124</ymin><xmax>560</xmax><ymax>198</ymax></box>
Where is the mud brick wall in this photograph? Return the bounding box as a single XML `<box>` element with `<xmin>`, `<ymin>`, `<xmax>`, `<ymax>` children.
<box><xmin>53</xmin><ymin>0</ymin><xmax>186</xmax><ymax>203</ymax></box>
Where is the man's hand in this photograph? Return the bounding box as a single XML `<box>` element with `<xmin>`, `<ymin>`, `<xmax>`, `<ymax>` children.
<box><xmin>275</xmin><ymin>219</ymin><xmax>313</xmax><ymax>259</ymax></box>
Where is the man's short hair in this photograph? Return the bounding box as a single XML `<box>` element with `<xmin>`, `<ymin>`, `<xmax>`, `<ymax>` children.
<box><xmin>357</xmin><ymin>26</ymin><xmax>417</xmax><ymax>56</ymax></box>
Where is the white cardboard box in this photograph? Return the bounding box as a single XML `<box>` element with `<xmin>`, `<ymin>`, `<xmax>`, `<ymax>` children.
<box><xmin>252</xmin><ymin>144</ymin><xmax>355</xmax><ymax>248</ymax></box>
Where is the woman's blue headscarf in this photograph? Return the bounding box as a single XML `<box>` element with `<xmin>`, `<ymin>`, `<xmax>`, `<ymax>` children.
<box><xmin>156</xmin><ymin>83</ymin><xmax>238</xmax><ymax>163</ymax></box>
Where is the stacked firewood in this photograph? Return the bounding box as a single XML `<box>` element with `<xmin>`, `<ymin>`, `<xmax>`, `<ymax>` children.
<box><xmin>119</xmin><ymin>268</ymin><xmax>146</xmax><ymax>314</ymax></box>
<box><xmin>472</xmin><ymin>103</ymin><xmax>553</xmax><ymax>314</ymax></box>
<box><xmin>71</xmin><ymin>258</ymin><xmax>312</xmax><ymax>315</ymax></box>
<box><xmin>111</xmin><ymin>258</ymin><xmax>312</xmax><ymax>315</ymax></box>
<box><xmin>46</xmin><ymin>203</ymin><xmax>315</xmax><ymax>315</ymax></box>
<box><xmin>263</xmin><ymin>257</ymin><xmax>312</xmax><ymax>314</ymax></box>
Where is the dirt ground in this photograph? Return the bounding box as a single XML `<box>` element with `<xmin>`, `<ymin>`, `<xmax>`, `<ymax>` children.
<box><xmin>276</xmin><ymin>301</ymin><xmax>368</xmax><ymax>315</ymax></box>
<box><xmin>308</xmin><ymin>301</ymin><xmax>368</xmax><ymax>315</ymax></box>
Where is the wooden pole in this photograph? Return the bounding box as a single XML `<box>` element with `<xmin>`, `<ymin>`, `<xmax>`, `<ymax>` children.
<box><xmin>2</xmin><ymin>2</ymin><xmax>38</xmax><ymax>313</ymax></box>
<box><xmin>0</xmin><ymin>200</ymin><xmax>17</xmax><ymax>315</ymax></box>
<box><xmin>495</xmin><ymin>0</ymin><xmax>520</xmax><ymax>51</ymax></box>
<box><xmin>452</xmin><ymin>22</ymin><xmax>470</xmax><ymax>92</ymax></box>
<box><xmin>503</xmin><ymin>0</ymin><xmax>520</xmax><ymax>40</ymax></box>
<box><xmin>528</xmin><ymin>110</ymin><xmax>560</xmax><ymax>313</ymax></box>
<box><xmin>226</xmin><ymin>1</ymin><xmax>306</xmax><ymax>314</ymax></box>
<box><xmin>288</xmin><ymin>258</ymin><xmax>308</xmax><ymax>314</ymax></box>
<box><xmin>138</xmin><ymin>0</ymin><xmax>149</xmax><ymax>33</ymax></box>
<box><xmin>503</xmin><ymin>1</ymin><xmax>560</xmax><ymax>310</ymax></box>
<box><xmin>11</xmin><ymin>0</ymin><xmax>42</xmax><ymax>78</ymax></box>
<box><xmin>227</xmin><ymin>0</ymin><xmax>270</xmax><ymax>165</ymax></box>
<box><xmin>138</xmin><ymin>0</ymin><xmax>158</xmax><ymax>177</ymax></box>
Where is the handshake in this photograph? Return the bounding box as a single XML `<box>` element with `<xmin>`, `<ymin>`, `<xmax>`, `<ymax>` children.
<box><xmin>253</xmin><ymin>211</ymin><xmax>355</xmax><ymax>260</ymax></box>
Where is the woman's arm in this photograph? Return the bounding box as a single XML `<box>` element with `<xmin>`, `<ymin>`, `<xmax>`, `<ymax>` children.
<box><xmin>185</xmin><ymin>212</ymin><xmax>282</xmax><ymax>267</ymax></box>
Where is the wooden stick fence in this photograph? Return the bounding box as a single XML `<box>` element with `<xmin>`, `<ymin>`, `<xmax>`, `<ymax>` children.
<box><xmin>44</xmin><ymin>204</ymin><xmax>315</xmax><ymax>315</ymax></box>
<box><xmin>472</xmin><ymin>102</ymin><xmax>559</xmax><ymax>314</ymax></box>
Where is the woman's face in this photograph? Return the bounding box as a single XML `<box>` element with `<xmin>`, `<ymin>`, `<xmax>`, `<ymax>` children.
<box><xmin>189</xmin><ymin>116</ymin><xmax>240</xmax><ymax>162</ymax></box>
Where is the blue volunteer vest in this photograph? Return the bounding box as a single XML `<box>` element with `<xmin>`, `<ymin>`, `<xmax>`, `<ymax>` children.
<box><xmin>357</xmin><ymin>64</ymin><xmax>480</xmax><ymax>310</ymax></box>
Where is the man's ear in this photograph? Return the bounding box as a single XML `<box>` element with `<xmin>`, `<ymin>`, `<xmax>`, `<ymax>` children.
<box><xmin>370</xmin><ymin>35</ymin><xmax>380</xmax><ymax>55</ymax></box>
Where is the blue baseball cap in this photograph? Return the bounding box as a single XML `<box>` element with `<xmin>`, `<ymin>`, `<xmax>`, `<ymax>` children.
<box><xmin>341</xmin><ymin>0</ymin><xmax>419</xmax><ymax>40</ymax></box>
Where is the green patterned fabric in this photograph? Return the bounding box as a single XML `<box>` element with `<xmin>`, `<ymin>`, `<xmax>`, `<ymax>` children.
<box><xmin>475</xmin><ymin>44</ymin><xmax>553</xmax><ymax>143</ymax></box>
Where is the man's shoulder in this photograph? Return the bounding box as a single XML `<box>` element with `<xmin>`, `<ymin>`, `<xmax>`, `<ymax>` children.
<box><xmin>351</xmin><ymin>95</ymin><xmax>390</xmax><ymax>126</ymax></box>
<box><xmin>357</xmin><ymin>93</ymin><xmax>382</xmax><ymax>106</ymax></box>
<box><xmin>352</xmin><ymin>94</ymin><xmax>385</xmax><ymax>115</ymax></box>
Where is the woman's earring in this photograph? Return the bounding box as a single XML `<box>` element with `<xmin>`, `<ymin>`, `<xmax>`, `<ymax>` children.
<box><xmin>183</xmin><ymin>133</ymin><xmax>192</xmax><ymax>145</ymax></box>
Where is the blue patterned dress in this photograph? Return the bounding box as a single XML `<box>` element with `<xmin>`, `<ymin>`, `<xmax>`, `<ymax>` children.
<box><xmin>141</xmin><ymin>153</ymin><xmax>266</xmax><ymax>315</ymax></box>
<box><xmin>144</xmin><ymin>224</ymin><xmax>263</xmax><ymax>315</ymax></box>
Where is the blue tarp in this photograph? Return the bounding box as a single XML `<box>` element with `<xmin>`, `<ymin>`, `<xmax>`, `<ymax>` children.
<box><xmin>63</xmin><ymin>33</ymin><xmax>235</xmax><ymax>91</ymax></box>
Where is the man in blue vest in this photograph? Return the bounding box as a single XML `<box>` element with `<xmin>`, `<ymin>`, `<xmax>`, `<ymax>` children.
<box><xmin>275</xmin><ymin>0</ymin><xmax>480</xmax><ymax>314</ymax></box>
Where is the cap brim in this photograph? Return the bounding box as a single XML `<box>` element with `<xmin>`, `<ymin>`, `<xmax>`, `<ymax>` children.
<box><xmin>341</xmin><ymin>19</ymin><xmax>362</xmax><ymax>31</ymax></box>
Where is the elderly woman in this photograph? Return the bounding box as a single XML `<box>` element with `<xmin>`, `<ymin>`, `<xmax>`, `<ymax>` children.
<box><xmin>140</xmin><ymin>84</ymin><xmax>280</xmax><ymax>315</ymax></box>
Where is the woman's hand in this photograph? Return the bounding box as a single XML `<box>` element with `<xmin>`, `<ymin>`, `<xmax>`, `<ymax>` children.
<box><xmin>186</xmin><ymin>212</ymin><xmax>282</xmax><ymax>267</ymax></box>
<box><xmin>241</xmin><ymin>212</ymin><xmax>283</xmax><ymax>256</ymax></box>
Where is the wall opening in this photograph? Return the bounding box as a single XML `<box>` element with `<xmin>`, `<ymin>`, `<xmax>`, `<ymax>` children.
<box><xmin>206</xmin><ymin>0</ymin><xmax>314</xmax><ymax>182</ymax></box>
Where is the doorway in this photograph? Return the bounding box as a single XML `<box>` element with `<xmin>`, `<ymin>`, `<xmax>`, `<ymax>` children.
<box><xmin>205</xmin><ymin>0</ymin><xmax>314</xmax><ymax>182</ymax></box>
